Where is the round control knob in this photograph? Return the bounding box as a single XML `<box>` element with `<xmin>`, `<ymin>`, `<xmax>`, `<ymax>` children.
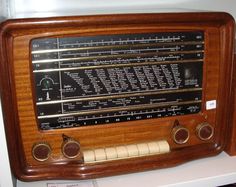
<box><xmin>62</xmin><ymin>139</ymin><xmax>80</xmax><ymax>159</ymax></box>
<box><xmin>172</xmin><ymin>126</ymin><xmax>190</xmax><ymax>144</ymax></box>
<box><xmin>196</xmin><ymin>123</ymin><xmax>214</xmax><ymax>141</ymax></box>
<box><xmin>32</xmin><ymin>142</ymin><xmax>51</xmax><ymax>162</ymax></box>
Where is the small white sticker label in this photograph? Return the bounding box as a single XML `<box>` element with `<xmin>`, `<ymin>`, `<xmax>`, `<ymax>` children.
<box><xmin>206</xmin><ymin>100</ymin><xmax>217</xmax><ymax>110</ymax></box>
<box><xmin>47</xmin><ymin>181</ymin><xmax>95</xmax><ymax>187</ymax></box>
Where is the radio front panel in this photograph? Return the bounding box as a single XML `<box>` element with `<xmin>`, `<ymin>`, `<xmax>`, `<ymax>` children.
<box><xmin>0</xmin><ymin>13</ymin><xmax>234</xmax><ymax>181</ymax></box>
<box><xmin>32</xmin><ymin>32</ymin><xmax>204</xmax><ymax>130</ymax></box>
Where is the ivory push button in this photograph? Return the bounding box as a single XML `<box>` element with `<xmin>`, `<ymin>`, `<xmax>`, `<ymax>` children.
<box><xmin>126</xmin><ymin>144</ymin><xmax>139</xmax><ymax>157</ymax></box>
<box><xmin>196</xmin><ymin>123</ymin><xmax>214</xmax><ymax>140</ymax></box>
<box><xmin>94</xmin><ymin>148</ymin><xmax>106</xmax><ymax>161</ymax></box>
<box><xmin>158</xmin><ymin>140</ymin><xmax>170</xmax><ymax>153</ymax></box>
<box><xmin>137</xmin><ymin>143</ymin><xmax>149</xmax><ymax>155</ymax></box>
<box><xmin>147</xmin><ymin>142</ymin><xmax>160</xmax><ymax>154</ymax></box>
<box><xmin>83</xmin><ymin>150</ymin><xmax>95</xmax><ymax>162</ymax></box>
<box><xmin>116</xmin><ymin>146</ymin><xmax>128</xmax><ymax>158</ymax></box>
<box><xmin>105</xmin><ymin>147</ymin><xmax>117</xmax><ymax>159</ymax></box>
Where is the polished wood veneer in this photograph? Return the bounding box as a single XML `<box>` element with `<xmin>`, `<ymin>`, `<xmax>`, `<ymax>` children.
<box><xmin>0</xmin><ymin>12</ymin><xmax>235</xmax><ymax>181</ymax></box>
<box><xmin>225</xmin><ymin>53</ymin><xmax>236</xmax><ymax>155</ymax></box>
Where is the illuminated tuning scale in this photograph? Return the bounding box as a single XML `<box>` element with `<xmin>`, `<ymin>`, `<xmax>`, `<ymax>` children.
<box><xmin>31</xmin><ymin>32</ymin><xmax>204</xmax><ymax>130</ymax></box>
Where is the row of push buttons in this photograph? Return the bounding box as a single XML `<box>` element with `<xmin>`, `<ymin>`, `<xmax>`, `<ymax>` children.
<box><xmin>83</xmin><ymin>140</ymin><xmax>170</xmax><ymax>163</ymax></box>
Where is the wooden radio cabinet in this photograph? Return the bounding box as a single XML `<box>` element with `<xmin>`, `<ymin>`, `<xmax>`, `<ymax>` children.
<box><xmin>0</xmin><ymin>12</ymin><xmax>235</xmax><ymax>181</ymax></box>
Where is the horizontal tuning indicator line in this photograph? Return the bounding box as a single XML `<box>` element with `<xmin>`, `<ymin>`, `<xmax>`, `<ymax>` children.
<box><xmin>32</xmin><ymin>50</ymin><xmax>204</xmax><ymax>64</ymax></box>
<box><xmin>36</xmin><ymin>87</ymin><xmax>202</xmax><ymax>105</ymax></box>
<box><xmin>31</xmin><ymin>41</ymin><xmax>204</xmax><ymax>54</ymax></box>
<box><xmin>55</xmin><ymin>36</ymin><xmax>187</xmax><ymax>47</ymax></box>
<box><xmin>33</xmin><ymin>59</ymin><xmax>203</xmax><ymax>73</ymax></box>
<box><xmin>37</xmin><ymin>100</ymin><xmax>202</xmax><ymax>119</ymax></box>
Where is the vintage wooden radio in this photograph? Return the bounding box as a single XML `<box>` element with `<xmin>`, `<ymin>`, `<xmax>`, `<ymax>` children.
<box><xmin>0</xmin><ymin>12</ymin><xmax>235</xmax><ymax>181</ymax></box>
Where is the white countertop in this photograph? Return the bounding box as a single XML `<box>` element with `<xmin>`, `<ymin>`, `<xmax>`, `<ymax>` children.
<box><xmin>17</xmin><ymin>152</ymin><xmax>236</xmax><ymax>187</ymax></box>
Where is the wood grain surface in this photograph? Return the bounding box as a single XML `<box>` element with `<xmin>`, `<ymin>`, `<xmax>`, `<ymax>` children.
<box><xmin>225</xmin><ymin>53</ymin><xmax>236</xmax><ymax>155</ymax></box>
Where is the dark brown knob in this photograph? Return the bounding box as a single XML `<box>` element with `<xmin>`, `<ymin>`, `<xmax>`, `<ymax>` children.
<box><xmin>196</xmin><ymin>123</ymin><xmax>214</xmax><ymax>141</ymax></box>
<box><xmin>172</xmin><ymin>126</ymin><xmax>189</xmax><ymax>144</ymax></box>
<box><xmin>62</xmin><ymin>138</ymin><xmax>80</xmax><ymax>159</ymax></box>
<box><xmin>32</xmin><ymin>143</ymin><xmax>51</xmax><ymax>162</ymax></box>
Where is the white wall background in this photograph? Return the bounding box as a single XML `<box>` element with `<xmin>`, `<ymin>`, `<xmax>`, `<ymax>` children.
<box><xmin>7</xmin><ymin>0</ymin><xmax>236</xmax><ymax>20</ymax></box>
<box><xmin>0</xmin><ymin>101</ymin><xmax>15</xmax><ymax>187</ymax></box>
<box><xmin>0</xmin><ymin>0</ymin><xmax>7</xmax><ymax>18</ymax></box>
